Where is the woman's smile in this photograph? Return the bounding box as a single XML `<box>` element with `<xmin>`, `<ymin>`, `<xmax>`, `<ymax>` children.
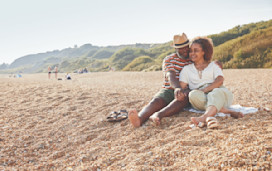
<box><xmin>189</xmin><ymin>43</ymin><xmax>205</xmax><ymax>62</ymax></box>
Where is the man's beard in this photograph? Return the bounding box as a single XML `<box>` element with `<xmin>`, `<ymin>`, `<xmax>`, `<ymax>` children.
<box><xmin>176</xmin><ymin>49</ymin><xmax>188</xmax><ymax>59</ymax></box>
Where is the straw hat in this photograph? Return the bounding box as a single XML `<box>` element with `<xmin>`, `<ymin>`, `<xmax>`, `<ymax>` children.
<box><xmin>170</xmin><ymin>33</ymin><xmax>190</xmax><ymax>48</ymax></box>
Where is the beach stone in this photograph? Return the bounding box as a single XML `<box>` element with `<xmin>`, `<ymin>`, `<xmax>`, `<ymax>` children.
<box><xmin>261</xmin><ymin>155</ymin><xmax>266</xmax><ymax>160</ymax></box>
<box><xmin>66</xmin><ymin>167</ymin><xmax>73</xmax><ymax>171</ymax></box>
<box><xmin>238</xmin><ymin>161</ymin><xmax>245</xmax><ymax>167</ymax></box>
<box><xmin>38</xmin><ymin>143</ymin><xmax>45</xmax><ymax>149</ymax></box>
<box><xmin>266</xmin><ymin>147</ymin><xmax>272</xmax><ymax>152</ymax></box>
<box><xmin>53</xmin><ymin>151</ymin><xmax>65</xmax><ymax>159</ymax></box>
<box><xmin>80</xmin><ymin>156</ymin><xmax>89</xmax><ymax>162</ymax></box>
<box><xmin>148</xmin><ymin>151</ymin><xmax>153</xmax><ymax>156</ymax></box>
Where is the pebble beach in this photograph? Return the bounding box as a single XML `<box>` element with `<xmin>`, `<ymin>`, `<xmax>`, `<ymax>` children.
<box><xmin>0</xmin><ymin>69</ymin><xmax>271</xmax><ymax>170</ymax></box>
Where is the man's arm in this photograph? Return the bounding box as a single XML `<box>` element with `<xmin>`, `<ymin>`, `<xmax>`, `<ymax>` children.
<box><xmin>166</xmin><ymin>71</ymin><xmax>180</xmax><ymax>89</ymax></box>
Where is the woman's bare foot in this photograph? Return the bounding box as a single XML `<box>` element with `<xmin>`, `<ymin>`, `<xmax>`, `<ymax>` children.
<box><xmin>220</xmin><ymin>107</ymin><xmax>244</xmax><ymax>119</ymax></box>
<box><xmin>191</xmin><ymin>116</ymin><xmax>206</xmax><ymax>127</ymax></box>
<box><xmin>229</xmin><ymin>111</ymin><xmax>244</xmax><ymax>119</ymax></box>
<box><xmin>128</xmin><ymin>109</ymin><xmax>141</xmax><ymax>128</ymax></box>
<box><xmin>149</xmin><ymin>113</ymin><xmax>161</xmax><ymax>126</ymax></box>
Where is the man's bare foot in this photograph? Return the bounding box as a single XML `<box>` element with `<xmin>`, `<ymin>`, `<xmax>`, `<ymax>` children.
<box><xmin>191</xmin><ymin>117</ymin><xmax>205</xmax><ymax>127</ymax></box>
<box><xmin>229</xmin><ymin>111</ymin><xmax>244</xmax><ymax>119</ymax></box>
<box><xmin>149</xmin><ymin>113</ymin><xmax>161</xmax><ymax>126</ymax></box>
<box><xmin>128</xmin><ymin>109</ymin><xmax>141</xmax><ymax>128</ymax></box>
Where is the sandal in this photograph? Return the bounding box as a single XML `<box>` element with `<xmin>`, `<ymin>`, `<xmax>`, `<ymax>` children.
<box><xmin>206</xmin><ymin>117</ymin><xmax>219</xmax><ymax>129</ymax></box>
<box><xmin>107</xmin><ymin>110</ymin><xmax>128</xmax><ymax>122</ymax></box>
<box><xmin>189</xmin><ymin>121</ymin><xmax>205</xmax><ymax>129</ymax></box>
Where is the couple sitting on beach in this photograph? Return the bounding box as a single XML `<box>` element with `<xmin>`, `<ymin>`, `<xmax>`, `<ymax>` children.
<box><xmin>129</xmin><ymin>33</ymin><xmax>244</xmax><ymax>128</ymax></box>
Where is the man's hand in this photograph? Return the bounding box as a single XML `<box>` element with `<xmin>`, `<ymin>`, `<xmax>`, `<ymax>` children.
<box><xmin>214</xmin><ymin>60</ymin><xmax>223</xmax><ymax>70</ymax></box>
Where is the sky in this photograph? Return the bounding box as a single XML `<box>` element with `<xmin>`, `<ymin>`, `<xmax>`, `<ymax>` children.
<box><xmin>0</xmin><ymin>0</ymin><xmax>272</xmax><ymax>64</ymax></box>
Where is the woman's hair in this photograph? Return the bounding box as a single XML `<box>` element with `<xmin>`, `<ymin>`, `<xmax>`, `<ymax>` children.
<box><xmin>190</xmin><ymin>37</ymin><xmax>213</xmax><ymax>62</ymax></box>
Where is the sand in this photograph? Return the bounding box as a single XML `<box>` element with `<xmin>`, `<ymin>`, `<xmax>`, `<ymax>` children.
<box><xmin>0</xmin><ymin>69</ymin><xmax>271</xmax><ymax>170</ymax></box>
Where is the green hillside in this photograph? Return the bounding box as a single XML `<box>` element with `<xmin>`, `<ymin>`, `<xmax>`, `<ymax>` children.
<box><xmin>209</xmin><ymin>20</ymin><xmax>272</xmax><ymax>46</ymax></box>
<box><xmin>123</xmin><ymin>56</ymin><xmax>156</xmax><ymax>71</ymax></box>
<box><xmin>213</xmin><ymin>27</ymin><xmax>272</xmax><ymax>68</ymax></box>
<box><xmin>109</xmin><ymin>47</ymin><xmax>149</xmax><ymax>70</ymax></box>
<box><xmin>1</xmin><ymin>19</ymin><xmax>271</xmax><ymax>74</ymax></box>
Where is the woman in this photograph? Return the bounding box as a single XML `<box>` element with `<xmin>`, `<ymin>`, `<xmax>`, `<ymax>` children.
<box><xmin>54</xmin><ymin>66</ymin><xmax>58</xmax><ymax>79</ymax></box>
<box><xmin>179</xmin><ymin>37</ymin><xmax>243</xmax><ymax>128</ymax></box>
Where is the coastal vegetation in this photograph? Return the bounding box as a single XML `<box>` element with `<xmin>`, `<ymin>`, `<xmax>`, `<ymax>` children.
<box><xmin>1</xmin><ymin>19</ymin><xmax>271</xmax><ymax>74</ymax></box>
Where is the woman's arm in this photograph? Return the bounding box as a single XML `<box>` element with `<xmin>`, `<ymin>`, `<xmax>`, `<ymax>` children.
<box><xmin>200</xmin><ymin>76</ymin><xmax>224</xmax><ymax>93</ymax></box>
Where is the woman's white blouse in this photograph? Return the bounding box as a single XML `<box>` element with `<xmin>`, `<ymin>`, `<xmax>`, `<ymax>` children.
<box><xmin>179</xmin><ymin>61</ymin><xmax>223</xmax><ymax>90</ymax></box>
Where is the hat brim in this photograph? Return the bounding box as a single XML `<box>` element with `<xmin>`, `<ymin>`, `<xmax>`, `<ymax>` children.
<box><xmin>170</xmin><ymin>42</ymin><xmax>190</xmax><ymax>48</ymax></box>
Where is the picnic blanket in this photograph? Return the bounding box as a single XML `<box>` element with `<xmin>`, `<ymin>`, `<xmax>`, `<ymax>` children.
<box><xmin>185</xmin><ymin>104</ymin><xmax>258</xmax><ymax>117</ymax></box>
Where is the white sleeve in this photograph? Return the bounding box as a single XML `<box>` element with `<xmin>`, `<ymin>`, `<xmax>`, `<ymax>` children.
<box><xmin>213</xmin><ymin>62</ymin><xmax>224</xmax><ymax>79</ymax></box>
<box><xmin>179</xmin><ymin>66</ymin><xmax>189</xmax><ymax>83</ymax></box>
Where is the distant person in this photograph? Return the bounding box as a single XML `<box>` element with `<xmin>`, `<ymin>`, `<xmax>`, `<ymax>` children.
<box><xmin>48</xmin><ymin>66</ymin><xmax>51</xmax><ymax>79</ymax></box>
<box><xmin>83</xmin><ymin>68</ymin><xmax>88</xmax><ymax>73</ymax></box>
<box><xmin>78</xmin><ymin>69</ymin><xmax>83</xmax><ymax>74</ymax></box>
<box><xmin>179</xmin><ymin>37</ymin><xmax>244</xmax><ymax>128</ymax></box>
<box><xmin>16</xmin><ymin>73</ymin><xmax>22</xmax><ymax>78</ymax></box>
<box><xmin>128</xmin><ymin>33</ymin><xmax>192</xmax><ymax>127</ymax></box>
<box><xmin>66</xmin><ymin>73</ymin><xmax>71</xmax><ymax>80</ymax></box>
<box><xmin>54</xmin><ymin>66</ymin><xmax>58</xmax><ymax>79</ymax></box>
<box><xmin>108</xmin><ymin>65</ymin><xmax>115</xmax><ymax>72</ymax></box>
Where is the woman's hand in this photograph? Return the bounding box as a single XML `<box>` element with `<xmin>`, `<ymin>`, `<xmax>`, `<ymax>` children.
<box><xmin>174</xmin><ymin>81</ymin><xmax>189</xmax><ymax>101</ymax></box>
<box><xmin>199</xmin><ymin>88</ymin><xmax>207</xmax><ymax>93</ymax></box>
<box><xmin>175</xmin><ymin>88</ymin><xmax>190</xmax><ymax>101</ymax></box>
<box><xmin>199</xmin><ymin>87</ymin><xmax>210</xmax><ymax>93</ymax></box>
<box><xmin>200</xmin><ymin>76</ymin><xmax>224</xmax><ymax>93</ymax></box>
<box><xmin>175</xmin><ymin>88</ymin><xmax>184</xmax><ymax>100</ymax></box>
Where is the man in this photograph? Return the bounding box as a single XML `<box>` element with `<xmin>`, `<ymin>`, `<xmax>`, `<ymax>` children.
<box><xmin>48</xmin><ymin>66</ymin><xmax>52</xmax><ymax>79</ymax></box>
<box><xmin>128</xmin><ymin>33</ymin><xmax>192</xmax><ymax>127</ymax></box>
